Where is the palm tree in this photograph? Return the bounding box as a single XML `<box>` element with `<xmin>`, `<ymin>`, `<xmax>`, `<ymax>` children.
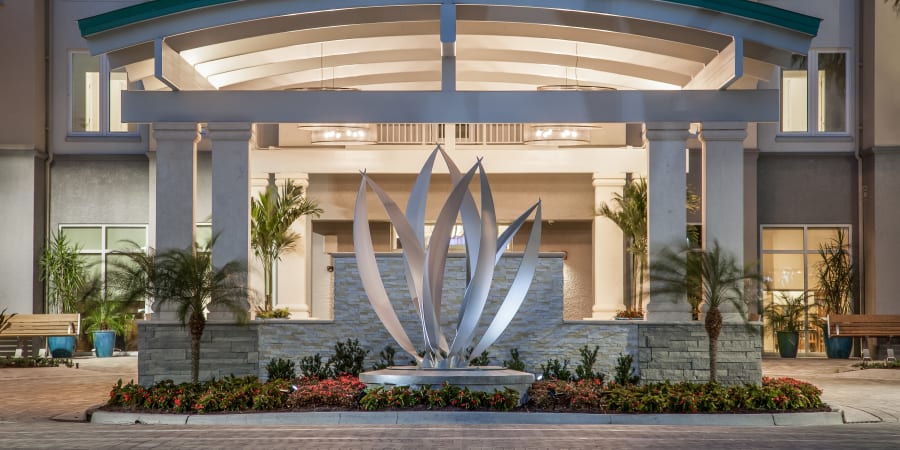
<box><xmin>598</xmin><ymin>179</ymin><xmax>648</xmax><ymax>312</ymax></box>
<box><xmin>251</xmin><ymin>179</ymin><xmax>323</xmax><ymax>312</ymax></box>
<box><xmin>598</xmin><ymin>179</ymin><xmax>699</xmax><ymax>312</ymax></box>
<box><xmin>111</xmin><ymin>237</ymin><xmax>249</xmax><ymax>382</ymax></box>
<box><xmin>650</xmin><ymin>241</ymin><xmax>758</xmax><ymax>383</ymax></box>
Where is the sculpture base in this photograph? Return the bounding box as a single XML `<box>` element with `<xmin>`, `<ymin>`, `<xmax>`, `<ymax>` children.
<box><xmin>359</xmin><ymin>366</ymin><xmax>535</xmax><ymax>406</ymax></box>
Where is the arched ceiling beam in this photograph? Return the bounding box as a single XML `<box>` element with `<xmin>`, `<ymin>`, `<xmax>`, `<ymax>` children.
<box><xmin>81</xmin><ymin>1</ymin><xmax>818</xmax><ymax>57</ymax></box>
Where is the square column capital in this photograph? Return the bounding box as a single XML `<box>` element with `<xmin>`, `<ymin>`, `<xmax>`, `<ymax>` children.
<box><xmin>644</xmin><ymin>122</ymin><xmax>691</xmax><ymax>143</ymax></box>
<box><xmin>207</xmin><ymin>122</ymin><xmax>255</xmax><ymax>142</ymax></box>
<box><xmin>276</xmin><ymin>173</ymin><xmax>310</xmax><ymax>188</ymax></box>
<box><xmin>591</xmin><ymin>175</ymin><xmax>625</xmax><ymax>189</ymax></box>
<box><xmin>152</xmin><ymin>122</ymin><xmax>201</xmax><ymax>143</ymax></box>
<box><xmin>699</xmin><ymin>122</ymin><xmax>748</xmax><ymax>142</ymax></box>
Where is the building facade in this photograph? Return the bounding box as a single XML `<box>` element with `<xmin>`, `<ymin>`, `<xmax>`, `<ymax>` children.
<box><xmin>1</xmin><ymin>1</ymin><xmax>899</xmax><ymax>369</ymax></box>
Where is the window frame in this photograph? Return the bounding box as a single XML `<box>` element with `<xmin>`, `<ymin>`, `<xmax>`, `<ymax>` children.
<box><xmin>58</xmin><ymin>224</ymin><xmax>149</xmax><ymax>285</ymax></box>
<box><xmin>759</xmin><ymin>224</ymin><xmax>852</xmax><ymax>355</ymax></box>
<box><xmin>67</xmin><ymin>51</ymin><xmax>139</xmax><ymax>137</ymax></box>
<box><xmin>778</xmin><ymin>48</ymin><xmax>851</xmax><ymax>137</ymax></box>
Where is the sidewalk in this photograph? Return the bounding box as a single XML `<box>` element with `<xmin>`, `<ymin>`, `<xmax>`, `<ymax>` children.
<box><xmin>1</xmin><ymin>354</ymin><xmax>897</xmax><ymax>425</ymax></box>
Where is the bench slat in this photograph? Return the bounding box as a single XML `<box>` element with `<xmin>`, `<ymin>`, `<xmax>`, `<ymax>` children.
<box><xmin>828</xmin><ymin>314</ymin><xmax>900</xmax><ymax>337</ymax></box>
<box><xmin>0</xmin><ymin>314</ymin><xmax>80</xmax><ymax>337</ymax></box>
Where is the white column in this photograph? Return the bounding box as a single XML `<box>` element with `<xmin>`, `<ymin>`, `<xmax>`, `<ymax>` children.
<box><xmin>152</xmin><ymin>123</ymin><xmax>200</xmax><ymax>321</ymax></box>
<box><xmin>589</xmin><ymin>175</ymin><xmax>626</xmax><ymax>319</ymax></box>
<box><xmin>274</xmin><ymin>173</ymin><xmax>312</xmax><ymax>319</ymax></box>
<box><xmin>207</xmin><ymin>123</ymin><xmax>254</xmax><ymax>321</ymax></box>
<box><xmin>700</xmin><ymin>122</ymin><xmax>747</xmax><ymax>322</ymax></box>
<box><xmin>645</xmin><ymin>122</ymin><xmax>693</xmax><ymax>322</ymax></box>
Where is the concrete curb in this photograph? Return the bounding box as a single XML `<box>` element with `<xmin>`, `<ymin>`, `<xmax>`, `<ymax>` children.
<box><xmin>90</xmin><ymin>410</ymin><xmax>847</xmax><ymax>427</ymax></box>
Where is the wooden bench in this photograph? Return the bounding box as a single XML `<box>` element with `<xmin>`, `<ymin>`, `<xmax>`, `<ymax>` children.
<box><xmin>0</xmin><ymin>314</ymin><xmax>80</xmax><ymax>357</ymax></box>
<box><xmin>827</xmin><ymin>314</ymin><xmax>900</xmax><ymax>338</ymax></box>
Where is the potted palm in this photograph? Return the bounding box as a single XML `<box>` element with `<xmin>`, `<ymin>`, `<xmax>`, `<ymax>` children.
<box><xmin>251</xmin><ymin>178</ymin><xmax>323</xmax><ymax>316</ymax></box>
<box><xmin>651</xmin><ymin>241</ymin><xmax>759</xmax><ymax>383</ymax></box>
<box><xmin>79</xmin><ymin>277</ymin><xmax>137</xmax><ymax>358</ymax></box>
<box><xmin>816</xmin><ymin>230</ymin><xmax>854</xmax><ymax>358</ymax></box>
<box><xmin>39</xmin><ymin>233</ymin><xmax>88</xmax><ymax>357</ymax></box>
<box><xmin>763</xmin><ymin>293</ymin><xmax>806</xmax><ymax>358</ymax></box>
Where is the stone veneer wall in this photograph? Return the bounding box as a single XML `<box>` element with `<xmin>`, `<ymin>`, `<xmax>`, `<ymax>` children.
<box><xmin>137</xmin><ymin>254</ymin><xmax>763</xmax><ymax>386</ymax></box>
<box><xmin>638</xmin><ymin>323</ymin><xmax>763</xmax><ymax>385</ymax></box>
<box><xmin>257</xmin><ymin>254</ymin><xmax>639</xmax><ymax>379</ymax></box>
<box><xmin>138</xmin><ymin>322</ymin><xmax>259</xmax><ymax>385</ymax></box>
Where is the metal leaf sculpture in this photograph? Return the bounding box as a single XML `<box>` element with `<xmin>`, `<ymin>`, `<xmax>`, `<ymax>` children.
<box><xmin>353</xmin><ymin>146</ymin><xmax>542</xmax><ymax>368</ymax></box>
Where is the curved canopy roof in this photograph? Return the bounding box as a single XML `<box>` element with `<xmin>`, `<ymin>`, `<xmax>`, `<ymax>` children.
<box><xmin>79</xmin><ymin>0</ymin><xmax>820</xmax><ymax>93</ymax></box>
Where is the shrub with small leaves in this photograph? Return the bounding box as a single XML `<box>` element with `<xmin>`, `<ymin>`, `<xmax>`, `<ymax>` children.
<box><xmin>255</xmin><ymin>307</ymin><xmax>291</xmax><ymax>319</ymax></box>
<box><xmin>540</xmin><ymin>358</ymin><xmax>572</xmax><ymax>381</ymax></box>
<box><xmin>502</xmin><ymin>348</ymin><xmax>526</xmax><ymax>372</ymax></box>
<box><xmin>470</xmin><ymin>350</ymin><xmax>491</xmax><ymax>367</ymax></box>
<box><xmin>372</xmin><ymin>344</ymin><xmax>397</xmax><ymax>370</ymax></box>
<box><xmin>613</xmin><ymin>352</ymin><xmax>640</xmax><ymax>386</ymax></box>
<box><xmin>266</xmin><ymin>357</ymin><xmax>296</xmax><ymax>381</ymax></box>
<box><xmin>574</xmin><ymin>345</ymin><xmax>604</xmax><ymax>381</ymax></box>
<box><xmin>299</xmin><ymin>353</ymin><xmax>331</xmax><ymax>380</ymax></box>
<box><xmin>330</xmin><ymin>338</ymin><xmax>369</xmax><ymax>376</ymax></box>
<box><xmin>288</xmin><ymin>375</ymin><xmax>366</xmax><ymax>409</ymax></box>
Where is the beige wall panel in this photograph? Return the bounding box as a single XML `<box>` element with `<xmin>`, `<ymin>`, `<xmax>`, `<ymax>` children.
<box><xmin>307</xmin><ymin>173</ymin><xmax>594</xmax><ymax>222</ymax></box>
<box><xmin>0</xmin><ymin>1</ymin><xmax>45</xmax><ymax>150</ymax></box>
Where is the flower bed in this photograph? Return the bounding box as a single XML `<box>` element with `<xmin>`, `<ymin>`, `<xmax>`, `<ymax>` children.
<box><xmin>105</xmin><ymin>376</ymin><xmax>823</xmax><ymax>415</ymax></box>
<box><xmin>0</xmin><ymin>357</ymin><xmax>72</xmax><ymax>368</ymax></box>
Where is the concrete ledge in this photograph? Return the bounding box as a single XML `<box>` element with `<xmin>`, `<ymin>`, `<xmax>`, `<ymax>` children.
<box><xmin>91</xmin><ymin>410</ymin><xmax>189</xmax><ymax>425</ymax></box>
<box><xmin>90</xmin><ymin>410</ymin><xmax>846</xmax><ymax>426</ymax></box>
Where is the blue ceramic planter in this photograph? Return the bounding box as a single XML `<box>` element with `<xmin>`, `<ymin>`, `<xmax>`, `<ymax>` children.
<box><xmin>47</xmin><ymin>336</ymin><xmax>76</xmax><ymax>358</ymax></box>
<box><xmin>825</xmin><ymin>336</ymin><xmax>852</xmax><ymax>359</ymax></box>
<box><xmin>93</xmin><ymin>330</ymin><xmax>116</xmax><ymax>358</ymax></box>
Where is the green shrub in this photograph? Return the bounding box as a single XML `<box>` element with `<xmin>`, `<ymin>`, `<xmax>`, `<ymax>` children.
<box><xmin>299</xmin><ymin>353</ymin><xmax>331</xmax><ymax>379</ymax></box>
<box><xmin>613</xmin><ymin>353</ymin><xmax>640</xmax><ymax>386</ymax></box>
<box><xmin>330</xmin><ymin>338</ymin><xmax>369</xmax><ymax>377</ymax></box>
<box><xmin>0</xmin><ymin>357</ymin><xmax>71</xmax><ymax>368</ymax></box>
<box><xmin>469</xmin><ymin>350</ymin><xmax>491</xmax><ymax>367</ymax></box>
<box><xmin>527</xmin><ymin>379</ymin><xmax>603</xmax><ymax>411</ymax></box>
<box><xmin>359</xmin><ymin>383</ymin><xmax>519</xmax><ymax>411</ymax></box>
<box><xmin>265</xmin><ymin>357</ymin><xmax>296</xmax><ymax>381</ymax></box>
<box><xmin>372</xmin><ymin>344</ymin><xmax>397</xmax><ymax>370</ymax></box>
<box><xmin>540</xmin><ymin>358</ymin><xmax>572</xmax><ymax>381</ymax></box>
<box><xmin>256</xmin><ymin>307</ymin><xmax>291</xmax><ymax>319</ymax></box>
<box><xmin>574</xmin><ymin>345</ymin><xmax>604</xmax><ymax>381</ymax></box>
<box><xmin>288</xmin><ymin>375</ymin><xmax>366</xmax><ymax>409</ymax></box>
<box><xmin>502</xmin><ymin>348</ymin><xmax>526</xmax><ymax>372</ymax></box>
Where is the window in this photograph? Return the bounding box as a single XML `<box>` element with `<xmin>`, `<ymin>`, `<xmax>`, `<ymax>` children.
<box><xmin>59</xmin><ymin>225</ymin><xmax>148</xmax><ymax>285</ymax></box>
<box><xmin>69</xmin><ymin>52</ymin><xmax>137</xmax><ymax>135</ymax></box>
<box><xmin>760</xmin><ymin>225</ymin><xmax>851</xmax><ymax>355</ymax></box>
<box><xmin>780</xmin><ymin>51</ymin><xmax>848</xmax><ymax>134</ymax></box>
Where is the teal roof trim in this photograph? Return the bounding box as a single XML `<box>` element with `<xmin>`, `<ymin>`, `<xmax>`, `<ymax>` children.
<box><xmin>78</xmin><ymin>0</ymin><xmax>821</xmax><ymax>38</ymax></box>
<box><xmin>663</xmin><ymin>0</ymin><xmax>820</xmax><ymax>36</ymax></box>
<box><xmin>79</xmin><ymin>0</ymin><xmax>239</xmax><ymax>37</ymax></box>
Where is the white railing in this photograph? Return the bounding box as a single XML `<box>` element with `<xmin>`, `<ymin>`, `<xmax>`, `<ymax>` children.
<box><xmin>376</xmin><ymin>123</ymin><xmax>524</xmax><ymax>145</ymax></box>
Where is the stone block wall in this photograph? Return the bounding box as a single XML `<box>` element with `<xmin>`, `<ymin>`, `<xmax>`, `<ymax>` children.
<box><xmin>138</xmin><ymin>322</ymin><xmax>259</xmax><ymax>385</ymax></box>
<box><xmin>137</xmin><ymin>254</ymin><xmax>764</xmax><ymax>386</ymax></box>
<box><xmin>637</xmin><ymin>322</ymin><xmax>762</xmax><ymax>385</ymax></box>
<box><xmin>257</xmin><ymin>253</ymin><xmax>639</xmax><ymax>379</ymax></box>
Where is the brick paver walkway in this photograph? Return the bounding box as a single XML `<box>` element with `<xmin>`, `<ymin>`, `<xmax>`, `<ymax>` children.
<box><xmin>0</xmin><ymin>355</ymin><xmax>137</xmax><ymax>423</ymax></box>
